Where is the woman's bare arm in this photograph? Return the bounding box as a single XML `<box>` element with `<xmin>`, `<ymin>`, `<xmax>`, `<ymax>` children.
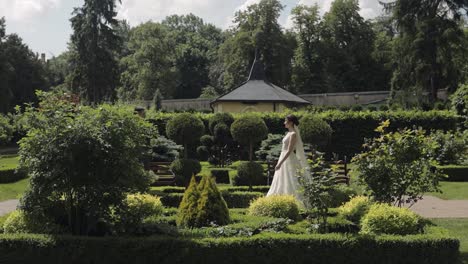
<box><xmin>275</xmin><ymin>132</ymin><xmax>297</xmax><ymax>170</ymax></box>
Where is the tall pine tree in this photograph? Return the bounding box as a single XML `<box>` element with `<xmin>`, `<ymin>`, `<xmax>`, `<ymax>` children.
<box><xmin>69</xmin><ymin>0</ymin><xmax>122</xmax><ymax>104</ymax></box>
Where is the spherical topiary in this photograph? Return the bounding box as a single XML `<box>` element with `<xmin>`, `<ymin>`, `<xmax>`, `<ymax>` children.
<box><xmin>177</xmin><ymin>176</ymin><xmax>200</xmax><ymax>228</ymax></box>
<box><xmin>367</xmin><ymin>105</ymin><xmax>377</xmax><ymax>112</ymax></box>
<box><xmin>248</xmin><ymin>195</ymin><xmax>300</xmax><ymax>220</ymax></box>
<box><xmin>170</xmin><ymin>159</ymin><xmax>202</xmax><ymax>186</ymax></box>
<box><xmin>166</xmin><ymin>113</ymin><xmax>205</xmax><ymax>158</ymax></box>
<box><xmin>231</xmin><ymin>116</ymin><xmax>268</xmax><ymax>161</ymax></box>
<box><xmin>338</xmin><ymin>195</ymin><xmax>372</xmax><ymax>223</ymax></box>
<box><xmin>209</xmin><ymin>112</ymin><xmax>234</xmax><ymax>134</ymax></box>
<box><xmin>196</xmin><ymin>146</ymin><xmax>209</xmax><ymax>161</ymax></box>
<box><xmin>196</xmin><ymin>175</ymin><xmax>230</xmax><ymax>227</ymax></box>
<box><xmin>233</xmin><ymin>161</ymin><xmax>265</xmax><ymax>187</ymax></box>
<box><xmin>360</xmin><ymin>203</ymin><xmax>421</xmax><ymax>235</ymax></box>
<box><xmin>299</xmin><ymin>115</ymin><xmax>332</xmax><ymax>147</ymax></box>
<box><xmin>200</xmin><ymin>135</ymin><xmax>214</xmax><ymax>148</ymax></box>
<box><xmin>213</xmin><ymin>123</ymin><xmax>231</xmax><ymax>143</ymax></box>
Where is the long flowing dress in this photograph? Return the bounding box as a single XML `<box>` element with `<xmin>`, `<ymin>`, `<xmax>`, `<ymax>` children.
<box><xmin>266</xmin><ymin>132</ymin><xmax>302</xmax><ymax>200</ymax></box>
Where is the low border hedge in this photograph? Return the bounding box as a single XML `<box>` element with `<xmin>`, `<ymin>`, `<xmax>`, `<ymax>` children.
<box><xmin>158</xmin><ymin>191</ymin><xmax>264</xmax><ymax>208</ymax></box>
<box><xmin>438</xmin><ymin>165</ymin><xmax>468</xmax><ymax>182</ymax></box>
<box><xmin>0</xmin><ymin>169</ymin><xmax>27</xmax><ymax>183</ymax></box>
<box><xmin>0</xmin><ymin>230</ymin><xmax>459</xmax><ymax>264</ymax></box>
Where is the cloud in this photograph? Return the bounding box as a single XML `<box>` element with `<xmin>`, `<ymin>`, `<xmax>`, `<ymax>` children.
<box><xmin>117</xmin><ymin>0</ymin><xmax>244</xmax><ymax>28</ymax></box>
<box><xmin>0</xmin><ymin>0</ymin><xmax>62</xmax><ymax>22</ymax></box>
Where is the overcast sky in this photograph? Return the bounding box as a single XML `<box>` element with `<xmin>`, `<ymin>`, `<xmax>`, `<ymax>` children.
<box><xmin>0</xmin><ymin>0</ymin><xmax>384</xmax><ymax>58</ymax></box>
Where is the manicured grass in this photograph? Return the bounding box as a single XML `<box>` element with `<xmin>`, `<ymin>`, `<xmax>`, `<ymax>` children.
<box><xmin>0</xmin><ymin>155</ymin><xmax>19</xmax><ymax>171</ymax></box>
<box><xmin>429</xmin><ymin>182</ymin><xmax>468</xmax><ymax>200</ymax></box>
<box><xmin>430</xmin><ymin>218</ymin><xmax>468</xmax><ymax>264</ymax></box>
<box><xmin>0</xmin><ymin>178</ymin><xmax>29</xmax><ymax>202</ymax></box>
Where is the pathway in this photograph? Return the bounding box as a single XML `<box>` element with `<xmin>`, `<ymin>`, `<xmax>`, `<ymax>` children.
<box><xmin>0</xmin><ymin>199</ymin><xmax>19</xmax><ymax>217</ymax></box>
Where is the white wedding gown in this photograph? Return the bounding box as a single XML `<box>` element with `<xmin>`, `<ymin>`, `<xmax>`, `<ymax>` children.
<box><xmin>266</xmin><ymin>132</ymin><xmax>302</xmax><ymax>200</ymax></box>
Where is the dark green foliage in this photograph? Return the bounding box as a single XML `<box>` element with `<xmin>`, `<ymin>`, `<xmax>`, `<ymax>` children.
<box><xmin>429</xmin><ymin>129</ymin><xmax>467</xmax><ymax>165</ymax></box>
<box><xmin>0</xmin><ymin>115</ymin><xmax>13</xmax><ymax>145</ymax></box>
<box><xmin>196</xmin><ymin>146</ymin><xmax>209</xmax><ymax>161</ymax></box>
<box><xmin>176</xmin><ymin>176</ymin><xmax>200</xmax><ymax>228</ymax></box>
<box><xmin>211</xmin><ymin>170</ymin><xmax>230</xmax><ymax>184</ymax></box>
<box><xmin>0</xmin><ymin>168</ymin><xmax>27</xmax><ymax>183</ymax></box>
<box><xmin>437</xmin><ymin>165</ymin><xmax>468</xmax><ymax>182</ymax></box>
<box><xmin>0</xmin><ymin>229</ymin><xmax>459</xmax><ymax>264</ymax></box>
<box><xmin>367</xmin><ymin>105</ymin><xmax>377</xmax><ymax>111</ymax></box>
<box><xmin>328</xmin><ymin>185</ymin><xmax>358</xmax><ymax>208</ymax></box>
<box><xmin>196</xmin><ymin>176</ymin><xmax>230</xmax><ymax>227</ymax></box>
<box><xmin>170</xmin><ymin>159</ymin><xmax>201</xmax><ymax>186</ymax></box>
<box><xmin>233</xmin><ymin>161</ymin><xmax>265</xmax><ymax>187</ymax></box>
<box><xmin>209</xmin><ymin>113</ymin><xmax>234</xmax><ymax>134</ymax></box>
<box><xmin>451</xmin><ymin>83</ymin><xmax>467</xmax><ymax>116</ymax></box>
<box><xmin>166</xmin><ymin>113</ymin><xmax>204</xmax><ymax>158</ymax></box>
<box><xmin>69</xmin><ymin>0</ymin><xmax>121</xmax><ymax>103</ymax></box>
<box><xmin>231</xmin><ymin>116</ymin><xmax>268</xmax><ymax>161</ymax></box>
<box><xmin>379</xmin><ymin>105</ymin><xmax>389</xmax><ymax>111</ymax></box>
<box><xmin>153</xmin><ymin>89</ymin><xmax>163</xmax><ymax>111</ymax></box>
<box><xmin>200</xmin><ymin>135</ymin><xmax>214</xmax><ymax>148</ymax></box>
<box><xmin>151</xmin><ymin>136</ymin><xmax>182</xmax><ymax>162</ymax></box>
<box><xmin>299</xmin><ymin>115</ymin><xmax>333</xmax><ymax>147</ymax></box>
<box><xmin>18</xmin><ymin>93</ymin><xmax>156</xmax><ymax>235</ymax></box>
<box><xmin>351</xmin><ymin>105</ymin><xmax>363</xmax><ymax>111</ymax></box>
<box><xmin>157</xmin><ymin>191</ymin><xmax>264</xmax><ymax>208</ymax></box>
<box><xmin>255</xmin><ymin>134</ymin><xmax>283</xmax><ymax>162</ymax></box>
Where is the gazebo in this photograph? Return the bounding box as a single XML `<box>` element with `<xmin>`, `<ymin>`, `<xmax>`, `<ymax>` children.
<box><xmin>210</xmin><ymin>57</ymin><xmax>310</xmax><ymax>113</ymax></box>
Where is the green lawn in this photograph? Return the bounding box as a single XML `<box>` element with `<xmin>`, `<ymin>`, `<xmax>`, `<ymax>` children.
<box><xmin>0</xmin><ymin>178</ymin><xmax>28</xmax><ymax>202</ymax></box>
<box><xmin>0</xmin><ymin>155</ymin><xmax>19</xmax><ymax>170</ymax></box>
<box><xmin>429</xmin><ymin>182</ymin><xmax>468</xmax><ymax>200</ymax></box>
<box><xmin>430</xmin><ymin>218</ymin><xmax>468</xmax><ymax>264</ymax></box>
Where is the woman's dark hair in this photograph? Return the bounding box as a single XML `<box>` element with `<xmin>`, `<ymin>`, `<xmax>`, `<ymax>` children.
<box><xmin>286</xmin><ymin>114</ymin><xmax>299</xmax><ymax>126</ymax></box>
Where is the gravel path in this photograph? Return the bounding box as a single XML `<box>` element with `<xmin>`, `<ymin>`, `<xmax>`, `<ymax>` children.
<box><xmin>0</xmin><ymin>199</ymin><xmax>19</xmax><ymax>217</ymax></box>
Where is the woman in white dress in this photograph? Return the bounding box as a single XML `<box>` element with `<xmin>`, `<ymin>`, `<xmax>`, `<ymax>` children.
<box><xmin>266</xmin><ymin>115</ymin><xmax>308</xmax><ymax>201</ymax></box>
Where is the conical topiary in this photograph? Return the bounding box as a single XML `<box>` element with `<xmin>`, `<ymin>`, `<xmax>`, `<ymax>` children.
<box><xmin>196</xmin><ymin>175</ymin><xmax>230</xmax><ymax>227</ymax></box>
<box><xmin>176</xmin><ymin>175</ymin><xmax>200</xmax><ymax>227</ymax></box>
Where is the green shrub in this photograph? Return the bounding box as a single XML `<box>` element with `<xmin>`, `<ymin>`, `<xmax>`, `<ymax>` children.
<box><xmin>255</xmin><ymin>134</ymin><xmax>283</xmax><ymax>162</ymax></box>
<box><xmin>3</xmin><ymin>210</ymin><xmax>62</xmax><ymax>234</ymax></box>
<box><xmin>379</xmin><ymin>105</ymin><xmax>389</xmax><ymax>111</ymax></box>
<box><xmin>327</xmin><ymin>216</ymin><xmax>359</xmax><ymax>233</ymax></box>
<box><xmin>177</xmin><ymin>176</ymin><xmax>200</xmax><ymax>228</ymax></box>
<box><xmin>209</xmin><ymin>113</ymin><xmax>234</xmax><ymax>134</ymax></box>
<box><xmin>450</xmin><ymin>83</ymin><xmax>467</xmax><ymax>116</ymax></box>
<box><xmin>329</xmin><ymin>185</ymin><xmax>358</xmax><ymax>207</ymax></box>
<box><xmin>18</xmin><ymin>95</ymin><xmax>156</xmax><ymax>236</ymax></box>
<box><xmin>367</xmin><ymin>105</ymin><xmax>377</xmax><ymax>111</ymax></box>
<box><xmin>0</xmin><ymin>114</ymin><xmax>13</xmax><ymax>146</ymax></box>
<box><xmin>233</xmin><ymin>161</ymin><xmax>265</xmax><ymax>187</ymax></box>
<box><xmin>200</xmin><ymin>135</ymin><xmax>214</xmax><ymax>148</ymax></box>
<box><xmin>248</xmin><ymin>195</ymin><xmax>300</xmax><ymax>220</ymax></box>
<box><xmin>231</xmin><ymin>116</ymin><xmax>268</xmax><ymax>161</ymax></box>
<box><xmin>0</xmin><ymin>168</ymin><xmax>27</xmax><ymax>183</ymax></box>
<box><xmin>437</xmin><ymin>165</ymin><xmax>468</xmax><ymax>181</ymax></box>
<box><xmin>158</xmin><ymin>191</ymin><xmax>264</xmax><ymax>208</ymax></box>
<box><xmin>429</xmin><ymin>129</ymin><xmax>467</xmax><ymax>165</ymax></box>
<box><xmin>166</xmin><ymin>113</ymin><xmax>204</xmax><ymax>158</ymax></box>
<box><xmin>117</xmin><ymin>193</ymin><xmax>164</xmax><ymax>234</ymax></box>
<box><xmin>151</xmin><ymin>136</ymin><xmax>182</xmax><ymax>162</ymax></box>
<box><xmin>360</xmin><ymin>203</ymin><xmax>421</xmax><ymax>235</ymax></box>
<box><xmin>211</xmin><ymin>170</ymin><xmax>230</xmax><ymax>184</ymax></box>
<box><xmin>338</xmin><ymin>196</ymin><xmax>372</xmax><ymax>224</ymax></box>
<box><xmin>351</xmin><ymin>105</ymin><xmax>363</xmax><ymax>111</ymax></box>
<box><xmin>299</xmin><ymin>115</ymin><xmax>332</xmax><ymax>147</ymax></box>
<box><xmin>196</xmin><ymin>176</ymin><xmax>230</xmax><ymax>227</ymax></box>
<box><xmin>170</xmin><ymin>159</ymin><xmax>201</xmax><ymax>186</ymax></box>
<box><xmin>196</xmin><ymin>146</ymin><xmax>209</xmax><ymax>161</ymax></box>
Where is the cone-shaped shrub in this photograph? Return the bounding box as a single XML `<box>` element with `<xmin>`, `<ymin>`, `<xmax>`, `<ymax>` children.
<box><xmin>196</xmin><ymin>175</ymin><xmax>230</xmax><ymax>227</ymax></box>
<box><xmin>176</xmin><ymin>176</ymin><xmax>200</xmax><ymax>228</ymax></box>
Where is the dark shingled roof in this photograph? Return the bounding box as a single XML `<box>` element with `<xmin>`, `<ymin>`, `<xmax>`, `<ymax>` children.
<box><xmin>211</xmin><ymin>57</ymin><xmax>310</xmax><ymax>105</ymax></box>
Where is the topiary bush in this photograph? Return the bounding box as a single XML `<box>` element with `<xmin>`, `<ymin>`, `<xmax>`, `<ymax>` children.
<box><xmin>338</xmin><ymin>196</ymin><xmax>372</xmax><ymax>224</ymax></box>
<box><xmin>177</xmin><ymin>176</ymin><xmax>200</xmax><ymax>228</ymax></box>
<box><xmin>3</xmin><ymin>210</ymin><xmax>63</xmax><ymax>234</ymax></box>
<box><xmin>166</xmin><ymin>113</ymin><xmax>205</xmax><ymax>158</ymax></box>
<box><xmin>151</xmin><ymin>136</ymin><xmax>183</xmax><ymax>162</ymax></box>
<box><xmin>211</xmin><ymin>170</ymin><xmax>230</xmax><ymax>184</ymax></box>
<box><xmin>255</xmin><ymin>134</ymin><xmax>283</xmax><ymax>162</ymax></box>
<box><xmin>209</xmin><ymin>113</ymin><xmax>234</xmax><ymax>134</ymax></box>
<box><xmin>351</xmin><ymin>105</ymin><xmax>363</xmax><ymax>111</ymax></box>
<box><xmin>360</xmin><ymin>203</ymin><xmax>422</xmax><ymax>235</ymax></box>
<box><xmin>200</xmin><ymin>135</ymin><xmax>214</xmax><ymax>148</ymax></box>
<box><xmin>231</xmin><ymin>116</ymin><xmax>268</xmax><ymax>161</ymax></box>
<box><xmin>170</xmin><ymin>159</ymin><xmax>202</xmax><ymax>187</ymax></box>
<box><xmin>196</xmin><ymin>176</ymin><xmax>230</xmax><ymax>227</ymax></box>
<box><xmin>196</xmin><ymin>146</ymin><xmax>209</xmax><ymax>161</ymax></box>
<box><xmin>299</xmin><ymin>115</ymin><xmax>332</xmax><ymax>147</ymax></box>
<box><xmin>248</xmin><ymin>195</ymin><xmax>300</xmax><ymax>221</ymax></box>
<box><xmin>233</xmin><ymin>161</ymin><xmax>265</xmax><ymax>187</ymax></box>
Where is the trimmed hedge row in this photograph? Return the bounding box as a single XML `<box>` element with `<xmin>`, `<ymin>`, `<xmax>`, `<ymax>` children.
<box><xmin>147</xmin><ymin>110</ymin><xmax>462</xmax><ymax>158</ymax></box>
<box><xmin>438</xmin><ymin>165</ymin><xmax>468</xmax><ymax>182</ymax></box>
<box><xmin>155</xmin><ymin>191</ymin><xmax>264</xmax><ymax>208</ymax></box>
<box><xmin>150</xmin><ymin>185</ymin><xmax>271</xmax><ymax>194</ymax></box>
<box><xmin>0</xmin><ymin>230</ymin><xmax>459</xmax><ymax>264</ymax></box>
<box><xmin>0</xmin><ymin>169</ymin><xmax>27</xmax><ymax>183</ymax></box>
